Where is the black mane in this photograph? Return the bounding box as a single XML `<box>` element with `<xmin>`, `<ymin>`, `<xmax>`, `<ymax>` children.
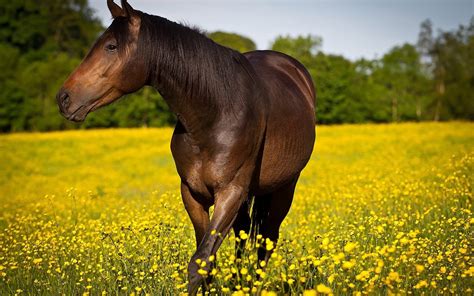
<box><xmin>111</xmin><ymin>12</ymin><xmax>257</xmax><ymax>113</ymax></box>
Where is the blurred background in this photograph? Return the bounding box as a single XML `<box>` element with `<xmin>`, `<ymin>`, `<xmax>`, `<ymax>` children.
<box><xmin>0</xmin><ymin>0</ymin><xmax>472</xmax><ymax>132</ymax></box>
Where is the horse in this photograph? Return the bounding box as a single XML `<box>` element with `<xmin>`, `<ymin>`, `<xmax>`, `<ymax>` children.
<box><xmin>56</xmin><ymin>0</ymin><xmax>316</xmax><ymax>294</ymax></box>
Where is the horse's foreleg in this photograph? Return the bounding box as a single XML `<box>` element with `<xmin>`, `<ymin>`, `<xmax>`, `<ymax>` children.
<box><xmin>187</xmin><ymin>184</ymin><xmax>247</xmax><ymax>295</ymax></box>
<box><xmin>181</xmin><ymin>182</ymin><xmax>210</xmax><ymax>248</ymax></box>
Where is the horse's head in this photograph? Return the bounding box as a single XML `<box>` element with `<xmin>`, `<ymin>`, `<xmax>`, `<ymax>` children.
<box><xmin>57</xmin><ymin>0</ymin><xmax>147</xmax><ymax>122</ymax></box>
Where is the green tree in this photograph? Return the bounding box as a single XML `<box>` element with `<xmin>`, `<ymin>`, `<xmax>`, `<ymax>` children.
<box><xmin>373</xmin><ymin>44</ymin><xmax>431</xmax><ymax>122</ymax></box>
<box><xmin>434</xmin><ymin>20</ymin><xmax>474</xmax><ymax>120</ymax></box>
<box><xmin>1</xmin><ymin>2</ymin><xmax>472</xmax><ymax>132</ymax></box>
<box><xmin>271</xmin><ymin>34</ymin><xmax>321</xmax><ymax>67</ymax></box>
<box><xmin>0</xmin><ymin>0</ymin><xmax>104</xmax><ymax>132</ymax></box>
<box><xmin>0</xmin><ymin>44</ymin><xmax>21</xmax><ymax>131</ymax></box>
<box><xmin>416</xmin><ymin>18</ymin><xmax>474</xmax><ymax>121</ymax></box>
<box><xmin>0</xmin><ymin>0</ymin><xmax>102</xmax><ymax>56</ymax></box>
<box><xmin>16</xmin><ymin>53</ymin><xmax>82</xmax><ymax>131</ymax></box>
<box><xmin>207</xmin><ymin>31</ymin><xmax>256</xmax><ymax>53</ymax></box>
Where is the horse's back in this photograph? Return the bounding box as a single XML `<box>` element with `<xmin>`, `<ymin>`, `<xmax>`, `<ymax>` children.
<box><xmin>244</xmin><ymin>50</ymin><xmax>316</xmax><ymax>195</ymax></box>
<box><xmin>246</xmin><ymin>50</ymin><xmax>315</xmax><ymax>106</ymax></box>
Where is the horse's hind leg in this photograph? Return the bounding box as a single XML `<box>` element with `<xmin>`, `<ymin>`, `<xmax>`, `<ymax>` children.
<box><xmin>232</xmin><ymin>201</ymin><xmax>251</xmax><ymax>258</ymax></box>
<box><xmin>257</xmin><ymin>176</ymin><xmax>298</xmax><ymax>262</ymax></box>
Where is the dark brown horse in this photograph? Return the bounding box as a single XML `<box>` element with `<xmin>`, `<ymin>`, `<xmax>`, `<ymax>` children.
<box><xmin>57</xmin><ymin>0</ymin><xmax>315</xmax><ymax>293</ymax></box>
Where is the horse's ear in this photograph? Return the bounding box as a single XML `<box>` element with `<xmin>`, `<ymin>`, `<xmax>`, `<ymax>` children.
<box><xmin>121</xmin><ymin>0</ymin><xmax>135</xmax><ymax>17</ymax></box>
<box><xmin>107</xmin><ymin>0</ymin><xmax>124</xmax><ymax>19</ymax></box>
<box><xmin>121</xmin><ymin>0</ymin><xmax>140</xmax><ymax>26</ymax></box>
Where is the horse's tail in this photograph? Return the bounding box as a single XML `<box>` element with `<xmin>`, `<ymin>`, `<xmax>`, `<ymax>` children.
<box><xmin>249</xmin><ymin>195</ymin><xmax>271</xmax><ymax>242</ymax></box>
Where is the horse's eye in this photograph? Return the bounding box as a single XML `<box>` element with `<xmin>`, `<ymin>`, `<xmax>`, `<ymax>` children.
<box><xmin>105</xmin><ymin>44</ymin><xmax>117</xmax><ymax>51</ymax></box>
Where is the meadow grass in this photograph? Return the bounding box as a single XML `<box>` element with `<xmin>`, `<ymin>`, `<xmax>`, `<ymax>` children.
<box><xmin>0</xmin><ymin>122</ymin><xmax>472</xmax><ymax>295</ymax></box>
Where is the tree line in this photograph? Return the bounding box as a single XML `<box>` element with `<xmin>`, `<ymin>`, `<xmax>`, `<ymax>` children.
<box><xmin>0</xmin><ymin>0</ymin><xmax>472</xmax><ymax>132</ymax></box>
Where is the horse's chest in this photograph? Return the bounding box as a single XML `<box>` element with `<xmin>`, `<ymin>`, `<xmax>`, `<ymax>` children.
<box><xmin>171</xmin><ymin>123</ymin><xmax>260</xmax><ymax>199</ymax></box>
<box><xmin>182</xmin><ymin>160</ymin><xmax>213</xmax><ymax>197</ymax></box>
<box><xmin>171</xmin><ymin>134</ymin><xmax>214</xmax><ymax>199</ymax></box>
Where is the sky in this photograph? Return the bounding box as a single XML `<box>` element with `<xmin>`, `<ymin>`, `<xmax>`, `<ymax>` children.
<box><xmin>89</xmin><ymin>0</ymin><xmax>473</xmax><ymax>60</ymax></box>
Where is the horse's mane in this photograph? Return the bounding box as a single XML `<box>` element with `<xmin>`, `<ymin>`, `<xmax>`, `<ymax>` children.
<box><xmin>110</xmin><ymin>12</ymin><xmax>256</xmax><ymax>109</ymax></box>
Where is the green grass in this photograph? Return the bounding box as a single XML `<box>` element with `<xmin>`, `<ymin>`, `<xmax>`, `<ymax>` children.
<box><xmin>0</xmin><ymin>122</ymin><xmax>472</xmax><ymax>295</ymax></box>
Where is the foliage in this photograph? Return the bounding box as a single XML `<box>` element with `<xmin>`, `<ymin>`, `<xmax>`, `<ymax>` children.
<box><xmin>272</xmin><ymin>34</ymin><xmax>322</xmax><ymax>66</ymax></box>
<box><xmin>428</xmin><ymin>19</ymin><xmax>474</xmax><ymax>120</ymax></box>
<box><xmin>208</xmin><ymin>31</ymin><xmax>256</xmax><ymax>53</ymax></box>
<box><xmin>311</xmin><ymin>53</ymin><xmax>373</xmax><ymax>124</ymax></box>
<box><xmin>0</xmin><ymin>0</ymin><xmax>472</xmax><ymax>132</ymax></box>
<box><xmin>270</xmin><ymin>20</ymin><xmax>474</xmax><ymax>124</ymax></box>
<box><xmin>0</xmin><ymin>123</ymin><xmax>472</xmax><ymax>294</ymax></box>
<box><xmin>0</xmin><ymin>0</ymin><xmax>178</xmax><ymax>132</ymax></box>
<box><xmin>0</xmin><ymin>0</ymin><xmax>103</xmax><ymax>132</ymax></box>
<box><xmin>372</xmin><ymin>44</ymin><xmax>432</xmax><ymax>122</ymax></box>
<box><xmin>0</xmin><ymin>0</ymin><xmax>102</xmax><ymax>55</ymax></box>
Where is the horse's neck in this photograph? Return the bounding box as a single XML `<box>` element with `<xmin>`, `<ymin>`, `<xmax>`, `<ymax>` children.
<box><xmin>150</xmin><ymin>52</ymin><xmax>254</xmax><ymax>140</ymax></box>
<box><xmin>150</xmin><ymin>65</ymin><xmax>222</xmax><ymax>135</ymax></box>
<box><xmin>141</xmin><ymin>15</ymin><xmax>258</xmax><ymax>139</ymax></box>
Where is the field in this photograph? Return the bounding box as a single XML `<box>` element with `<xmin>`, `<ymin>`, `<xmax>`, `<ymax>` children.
<box><xmin>0</xmin><ymin>122</ymin><xmax>472</xmax><ymax>295</ymax></box>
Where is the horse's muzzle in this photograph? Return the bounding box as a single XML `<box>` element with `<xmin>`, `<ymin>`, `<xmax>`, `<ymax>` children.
<box><xmin>56</xmin><ymin>88</ymin><xmax>71</xmax><ymax>115</ymax></box>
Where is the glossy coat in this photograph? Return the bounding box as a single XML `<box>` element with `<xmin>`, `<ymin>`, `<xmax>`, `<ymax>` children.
<box><xmin>57</xmin><ymin>1</ymin><xmax>316</xmax><ymax>294</ymax></box>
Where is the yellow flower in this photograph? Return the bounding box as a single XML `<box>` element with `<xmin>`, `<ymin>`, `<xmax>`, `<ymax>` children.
<box><xmin>328</xmin><ymin>274</ymin><xmax>335</xmax><ymax>284</ymax></box>
<box><xmin>261</xmin><ymin>291</ymin><xmax>277</xmax><ymax>296</ymax></box>
<box><xmin>344</xmin><ymin>242</ymin><xmax>357</xmax><ymax>253</ymax></box>
<box><xmin>375</xmin><ymin>259</ymin><xmax>384</xmax><ymax>273</ymax></box>
<box><xmin>265</xmin><ymin>240</ymin><xmax>274</xmax><ymax>251</ymax></box>
<box><xmin>400</xmin><ymin>237</ymin><xmax>410</xmax><ymax>245</ymax></box>
<box><xmin>464</xmin><ymin>266</ymin><xmax>474</xmax><ymax>276</ymax></box>
<box><xmin>332</xmin><ymin>252</ymin><xmax>345</xmax><ymax>264</ymax></box>
<box><xmin>322</xmin><ymin>238</ymin><xmax>330</xmax><ymax>247</ymax></box>
<box><xmin>415</xmin><ymin>264</ymin><xmax>425</xmax><ymax>273</ymax></box>
<box><xmin>342</xmin><ymin>260</ymin><xmax>355</xmax><ymax>269</ymax></box>
<box><xmin>317</xmin><ymin>284</ymin><xmax>332</xmax><ymax>294</ymax></box>
<box><xmin>388</xmin><ymin>271</ymin><xmax>400</xmax><ymax>282</ymax></box>
<box><xmin>414</xmin><ymin>280</ymin><xmax>428</xmax><ymax>289</ymax></box>
<box><xmin>356</xmin><ymin>270</ymin><xmax>370</xmax><ymax>281</ymax></box>
<box><xmin>239</xmin><ymin>230</ymin><xmax>248</xmax><ymax>240</ymax></box>
<box><xmin>1</xmin><ymin>123</ymin><xmax>472</xmax><ymax>294</ymax></box>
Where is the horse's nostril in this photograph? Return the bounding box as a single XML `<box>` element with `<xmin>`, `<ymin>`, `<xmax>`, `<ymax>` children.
<box><xmin>57</xmin><ymin>90</ymin><xmax>71</xmax><ymax>109</ymax></box>
<box><xmin>63</xmin><ymin>94</ymin><xmax>70</xmax><ymax>108</ymax></box>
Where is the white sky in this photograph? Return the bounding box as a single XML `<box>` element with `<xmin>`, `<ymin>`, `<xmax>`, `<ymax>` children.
<box><xmin>89</xmin><ymin>0</ymin><xmax>474</xmax><ymax>60</ymax></box>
